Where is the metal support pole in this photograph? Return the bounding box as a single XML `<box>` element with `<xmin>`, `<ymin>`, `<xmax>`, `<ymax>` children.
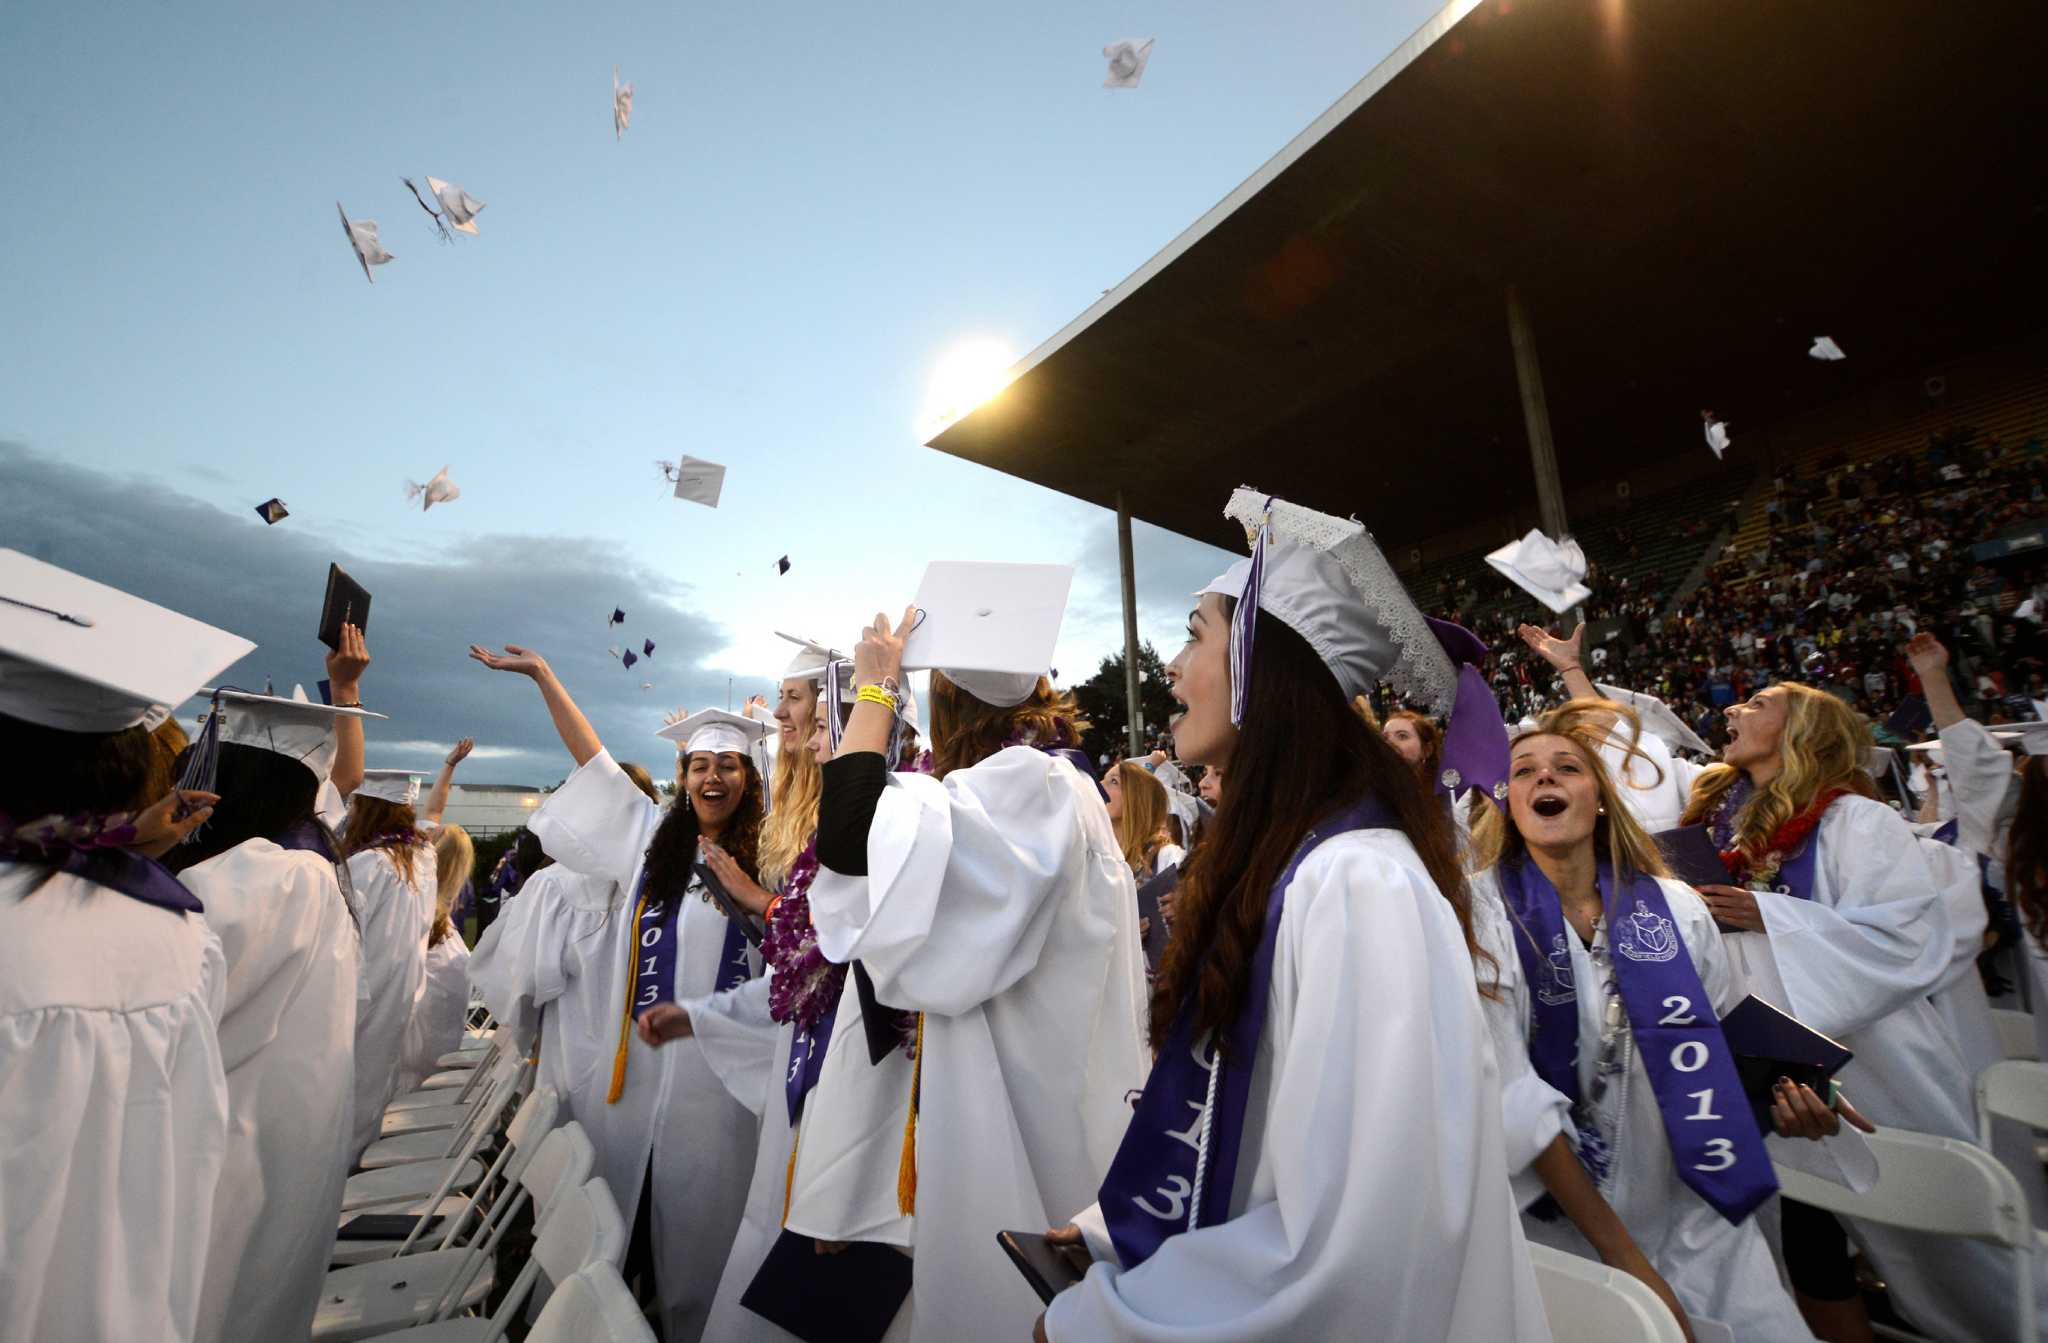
<box><xmin>1116</xmin><ymin>491</ymin><xmax>1145</xmax><ymax>757</ymax></box>
<box><xmin>1506</xmin><ymin>285</ymin><xmax>1570</xmax><ymax>542</ymax></box>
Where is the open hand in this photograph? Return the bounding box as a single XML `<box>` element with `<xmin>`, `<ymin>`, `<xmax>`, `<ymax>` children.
<box><xmin>469</xmin><ymin>644</ymin><xmax>551</xmax><ymax>680</ymax></box>
<box><xmin>1517</xmin><ymin>621</ymin><xmax>1586</xmax><ymax>673</ymax></box>
<box><xmin>445</xmin><ymin>737</ymin><xmax>475</xmax><ymax>768</ymax></box>
<box><xmin>699</xmin><ymin>839</ymin><xmax>773</xmax><ymax>917</ymax></box>
<box><xmin>1695</xmin><ymin>883</ymin><xmax>1765</xmax><ymax>932</ymax></box>
<box><xmin>635</xmin><ymin>1002</ymin><xmax>692</xmax><ymax>1048</ymax></box>
<box><xmin>326</xmin><ymin>622</ymin><xmax>370</xmax><ymax>696</ymax></box>
<box><xmin>129</xmin><ymin>789</ymin><xmax>221</xmax><ymax>859</ymax></box>
<box><xmin>1904</xmin><ymin>631</ymin><xmax>1949</xmax><ymax>674</ymax></box>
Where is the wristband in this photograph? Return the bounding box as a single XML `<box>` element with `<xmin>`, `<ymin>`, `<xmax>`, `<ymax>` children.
<box><xmin>857</xmin><ymin>684</ymin><xmax>899</xmax><ymax>712</ymax></box>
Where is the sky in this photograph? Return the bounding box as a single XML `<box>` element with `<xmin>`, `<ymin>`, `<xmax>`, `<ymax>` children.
<box><xmin>0</xmin><ymin>0</ymin><xmax>1447</xmax><ymax>781</ymax></box>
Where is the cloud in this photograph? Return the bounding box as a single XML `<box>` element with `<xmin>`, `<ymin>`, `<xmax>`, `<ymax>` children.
<box><xmin>1060</xmin><ymin>516</ymin><xmax>1238</xmax><ymax>671</ymax></box>
<box><xmin>1</xmin><ymin>442</ymin><xmax>752</xmax><ymax>783</ymax></box>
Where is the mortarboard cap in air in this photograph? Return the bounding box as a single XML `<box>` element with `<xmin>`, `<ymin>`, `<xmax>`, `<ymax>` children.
<box><xmin>1486</xmin><ymin>528</ymin><xmax>1592</xmax><ymax>615</ymax></box>
<box><xmin>255</xmin><ymin>498</ymin><xmax>290</xmax><ymax>525</ymax></box>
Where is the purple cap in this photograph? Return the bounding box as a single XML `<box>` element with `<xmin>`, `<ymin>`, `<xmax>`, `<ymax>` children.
<box><xmin>1424</xmin><ymin>616</ymin><xmax>1509</xmax><ymax>804</ymax></box>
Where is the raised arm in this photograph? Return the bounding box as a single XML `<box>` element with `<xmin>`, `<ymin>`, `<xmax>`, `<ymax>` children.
<box><xmin>1517</xmin><ymin>620</ymin><xmax>1600</xmax><ymax>703</ymax></box>
<box><xmin>326</xmin><ymin>622</ymin><xmax>371</xmax><ymax>798</ymax></box>
<box><xmin>421</xmin><ymin>738</ymin><xmax>474</xmax><ymax>825</ymax></box>
<box><xmin>468</xmin><ymin>645</ymin><xmax>602</xmax><ymax>766</ymax></box>
<box><xmin>1906</xmin><ymin>632</ymin><xmax>1965</xmax><ymax>729</ymax></box>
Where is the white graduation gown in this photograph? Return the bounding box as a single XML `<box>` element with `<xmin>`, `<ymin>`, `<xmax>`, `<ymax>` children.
<box><xmin>180</xmin><ymin>840</ymin><xmax>361</xmax><ymax>1343</ymax></box>
<box><xmin>346</xmin><ymin>843</ymin><xmax>436</xmax><ymax>1164</ymax></box>
<box><xmin>464</xmin><ymin>861</ymin><xmax>620</xmax><ymax>1108</ymax></box>
<box><xmin>0</xmin><ymin>865</ymin><xmax>230</xmax><ymax>1343</ymax></box>
<box><xmin>1048</xmin><ymin>830</ymin><xmax>1551</xmax><ymax>1342</ymax></box>
<box><xmin>529</xmin><ymin>748</ymin><xmax>763</xmax><ymax>1343</ymax></box>
<box><xmin>397</xmin><ymin>933</ymin><xmax>472</xmax><ymax>1097</ymax></box>
<box><xmin>807</xmin><ymin>746</ymin><xmax>1149</xmax><ymax>1343</ymax></box>
<box><xmin>1729</xmin><ymin>794</ymin><xmax>2048</xmax><ymax>1342</ymax></box>
<box><xmin>1597</xmin><ymin>726</ymin><xmax>1707</xmax><ymax>834</ymax></box>
<box><xmin>1470</xmin><ymin>870</ymin><xmax>1814</xmax><ymax>1341</ymax></box>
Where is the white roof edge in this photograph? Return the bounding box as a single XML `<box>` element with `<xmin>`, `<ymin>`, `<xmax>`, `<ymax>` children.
<box><xmin>923</xmin><ymin>0</ymin><xmax>1483</xmax><ymax>447</ymax></box>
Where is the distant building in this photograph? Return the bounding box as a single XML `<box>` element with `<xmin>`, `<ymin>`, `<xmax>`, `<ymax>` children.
<box><xmin>436</xmin><ymin>782</ymin><xmax>548</xmax><ymax>837</ymax></box>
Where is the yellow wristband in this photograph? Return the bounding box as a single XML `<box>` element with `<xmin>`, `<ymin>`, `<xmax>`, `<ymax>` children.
<box><xmin>857</xmin><ymin>684</ymin><xmax>899</xmax><ymax>712</ymax></box>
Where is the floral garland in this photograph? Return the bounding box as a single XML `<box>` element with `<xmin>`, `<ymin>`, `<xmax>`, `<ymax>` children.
<box><xmin>1715</xmin><ymin>785</ymin><xmax>1849</xmax><ymax>886</ymax></box>
<box><xmin>357</xmin><ymin>827</ymin><xmax>422</xmax><ymax>852</ymax></box>
<box><xmin>0</xmin><ymin>809</ymin><xmax>141</xmax><ymax>860</ymax></box>
<box><xmin>763</xmin><ymin>839</ymin><xmax>841</xmax><ymax>1033</ymax></box>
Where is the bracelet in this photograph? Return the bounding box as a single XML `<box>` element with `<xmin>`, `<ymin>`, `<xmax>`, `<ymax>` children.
<box><xmin>856</xmin><ymin>684</ymin><xmax>899</xmax><ymax>712</ymax></box>
<box><xmin>1556</xmin><ymin>664</ymin><xmax>1583</xmax><ymax>676</ymax></box>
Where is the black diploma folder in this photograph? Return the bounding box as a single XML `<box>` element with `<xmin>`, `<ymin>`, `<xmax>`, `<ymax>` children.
<box><xmin>1134</xmin><ymin>866</ymin><xmax>1175</xmax><ymax>973</ymax></box>
<box><xmin>740</xmin><ymin>1231</ymin><xmax>912</xmax><ymax>1343</ymax></box>
<box><xmin>317</xmin><ymin>563</ymin><xmax>371</xmax><ymax>650</ymax></box>
<box><xmin>997</xmin><ymin>1230</ymin><xmax>1092</xmax><ymax>1305</ymax></box>
<box><xmin>1717</xmin><ymin>994</ymin><xmax>1853</xmax><ymax>1133</ymax></box>
<box><xmin>1655</xmin><ymin>823</ymin><xmax>1730</xmax><ymax>889</ymax></box>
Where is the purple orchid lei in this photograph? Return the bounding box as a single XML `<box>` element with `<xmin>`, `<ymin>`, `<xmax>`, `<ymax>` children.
<box><xmin>763</xmin><ymin>838</ymin><xmax>842</xmax><ymax>1033</ymax></box>
<box><xmin>0</xmin><ymin>809</ymin><xmax>142</xmax><ymax>861</ymax></box>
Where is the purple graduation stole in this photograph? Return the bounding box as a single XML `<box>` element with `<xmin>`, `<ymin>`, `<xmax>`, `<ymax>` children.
<box><xmin>786</xmin><ymin>1006</ymin><xmax>834</xmax><ymax>1125</ymax></box>
<box><xmin>274</xmin><ymin>818</ymin><xmax>337</xmax><ymax>862</ymax></box>
<box><xmin>629</xmin><ymin>868</ymin><xmax>757</xmax><ymax>1018</ymax></box>
<box><xmin>1500</xmin><ymin>858</ymin><xmax>1777</xmax><ymax>1225</ymax></box>
<box><xmin>1099</xmin><ymin>794</ymin><xmax>1392</xmax><ymax>1268</ymax></box>
<box><xmin>58</xmin><ymin>847</ymin><xmax>205</xmax><ymax>915</ymax></box>
<box><xmin>1759</xmin><ymin>836</ymin><xmax>1822</xmax><ymax>903</ymax></box>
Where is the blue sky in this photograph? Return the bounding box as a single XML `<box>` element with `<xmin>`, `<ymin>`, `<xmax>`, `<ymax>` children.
<box><xmin>1</xmin><ymin>0</ymin><xmax>1445</xmax><ymax>780</ymax></box>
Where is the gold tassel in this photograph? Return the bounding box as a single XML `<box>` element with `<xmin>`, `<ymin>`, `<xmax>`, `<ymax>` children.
<box><xmin>607</xmin><ymin>886</ymin><xmax>654</xmax><ymax>1104</ymax></box>
<box><xmin>897</xmin><ymin>1012</ymin><xmax>923</xmax><ymax>1215</ymax></box>
<box><xmin>782</xmin><ymin>1121</ymin><xmax>801</xmax><ymax>1225</ymax></box>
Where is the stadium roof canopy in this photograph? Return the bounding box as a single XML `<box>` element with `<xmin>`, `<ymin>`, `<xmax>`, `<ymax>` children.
<box><xmin>926</xmin><ymin>0</ymin><xmax>2048</xmax><ymax>555</ymax></box>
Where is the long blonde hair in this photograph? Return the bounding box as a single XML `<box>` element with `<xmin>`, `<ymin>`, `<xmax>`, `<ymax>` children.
<box><xmin>1679</xmin><ymin>684</ymin><xmax>1870</xmax><ymax>862</ymax></box>
<box><xmin>1112</xmin><ymin>761</ymin><xmax>1173</xmax><ymax>875</ymax></box>
<box><xmin>1471</xmin><ymin>699</ymin><xmax>1672</xmax><ymax>883</ymax></box>
<box><xmin>761</xmin><ymin>727</ymin><xmax>822</xmax><ymax>890</ymax></box>
<box><xmin>429</xmin><ymin>824</ymin><xmax>474</xmax><ymax>947</ymax></box>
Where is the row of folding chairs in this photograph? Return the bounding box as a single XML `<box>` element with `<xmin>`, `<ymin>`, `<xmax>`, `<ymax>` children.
<box><xmin>310</xmin><ymin>1017</ymin><xmax>653</xmax><ymax>1342</ymax></box>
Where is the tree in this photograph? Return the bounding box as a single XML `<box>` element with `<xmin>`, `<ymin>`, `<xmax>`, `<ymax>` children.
<box><xmin>1070</xmin><ymin>642</ymin><xmax>1178</xmax><ymax>762</ymax></box>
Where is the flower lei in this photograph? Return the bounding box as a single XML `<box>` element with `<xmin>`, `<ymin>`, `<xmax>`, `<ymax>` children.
<box><xmin>358</xmin><ymin>827</ymin><xmax>421</xmax><ymax>852</ymax></box>
<box><xmin>0</xmin><ymin>809</ymin><xmax>141</xmax><ymax>860</ymax></box>
<box><xmin>1714</xmin><ymin>783</ymin><xmax>1849</xmax><ymax>886</ymax></box>
<box><xmin>763</xmin><ymin>839</ymin><xmax>842</xmax><ymax>1033</ymax></box>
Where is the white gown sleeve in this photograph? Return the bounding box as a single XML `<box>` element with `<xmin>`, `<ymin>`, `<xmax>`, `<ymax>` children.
<box><xmin>528</xmin><ymin>748</ymin><xmax>659</xmax><ymax>890</ymax></box>
<box><xmin>809</xmin><ymin>747</ymin><xmax>1094</xmax><ymax>1016</ymax></box>
<box><xmin>680</xmin><ymin>974</ymin><xmax>778</xmax><ymax>1113</ymax></box>
<box><xmin>1468</xmin><ymin>870</ymin><xmax>1572</xmax><ymax>1208</ymax></box>
<box><xmin>1749</xmin><ymin>798</ymin><xmax>1955</xmax><ymax>1040</ymax></box>
<box><xmin>1939</xmin><ymin>718</ymin><xmax>2017</xmax><ymax>858</ymax></box>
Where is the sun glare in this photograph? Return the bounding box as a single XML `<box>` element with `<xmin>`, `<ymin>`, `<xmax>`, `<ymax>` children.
<box><xmin>918</xmin><ymin>338</ymin><xmax>1018</xmax><ymax>440</ymax></box>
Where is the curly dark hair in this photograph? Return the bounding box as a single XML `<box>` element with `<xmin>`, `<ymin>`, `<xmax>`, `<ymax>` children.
<box><xmin>1148</xmin><ymin>606</ymin><xmax>1474</xmax><ymax>1054</ymax></box>
<box><xmin>643</xmin><ymin>754</ymin><xmax>765</xmax><ymax>899</ymax></box>
<box><xmin>2009</xmin><ymin>756</ymin><xmax>2048</xmax><ymax>949</ymax></box>
<box><xmin>928</xmin><ymin>673</ymin><xmax>1088</xmax><ymax>781</ymax></box>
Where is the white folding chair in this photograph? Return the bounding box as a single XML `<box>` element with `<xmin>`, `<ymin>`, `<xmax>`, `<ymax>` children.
<box><xmin>1775</xmin><ymin>1128</ymin><xmax>2038</xmax><ymax>1343</ymax></box>
<box><xmin>1994</xmin><ymin>1008</ymin><xmax>2041</xmax><ymax>1061</ymax></box>
<box><xmin>525</xmin><ymin>1262</ymin><xmax>655</xmax><ymax>1343</ymax></box>
<box><xmin>1525</xmin><ymin>1243</ymin><xmax>1689</xmax><ymax>1343</ymax></box>
<box><xmin>313</xmin><ymin>1091</ymin><xmax>566</xmax><ymax>1340</ymax></box>
<box><xmin>1978</xmin><ymin>1058</ymin><xmax>2048</xmax><ymax>1141</ymax></box>
<box><xmin>367</xmin><ymin>1054</ymin><xmax>527</xmax><ymax>1164</ymax></box>
<box><xmin>358</xmin><ymin>1178</ymin><xmax>628</xmax><ymax>1343</ymax></box>
<box><xmin>386</xmin><ymin>1038</ymin><xmax>506</xmax><ymax>1114</ymax></box>
<box><xmin>380</xmin><ymin>1049</ymin><xmax>520</xmax><ymax>1140</ymax></box>
<box><xmin>341</xmin><ymin>1061</ymin><xmax>533</xmax><ymax>1213</ymax></box>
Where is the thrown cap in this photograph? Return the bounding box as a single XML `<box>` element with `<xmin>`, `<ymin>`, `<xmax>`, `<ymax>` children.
<box><xmin>1485</xmin><ymin>529</ymin><xmax>1592</xmax><ymax>615</ymax></box>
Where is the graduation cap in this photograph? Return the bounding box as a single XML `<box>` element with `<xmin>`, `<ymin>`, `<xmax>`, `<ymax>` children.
<box><xmin>1991</xmin><ymin>722</ymin><xmax>2048</xmax><ymax>756</ymax></box>
<box><xmin>639</xmin><ymin>681</ymin><xmax>654</xmax><ymax>691</ymax></box>
<box><xmin>1809</xmin><ymin>336</ymin><xmax>1846</xmax><ymax>361</ymax></box>
<box><xmin>425</xmin><ymin>177</ymin><xmax>484</xmax><ymax>235</ymax></box>
<box><xmin>622</xmin><ymin>649</ymin><xmax>639</xmax><ymax>669</ymax></box>
<box><xmin>0</xmin><ymin>548</ymin><xmax>255</xmax><ymax>734</ymax></box>
<box><xmin>336</xmin><ymin>203</ymin><xmax>393</xmax><ymax>283</ymax></box>
<box><xmin>613</xmin><ymin>65</ymin><xmax>633</xmax><ymax>140</ymax></box>
<box><xmin>642</xmin><ymin>639</ymin><xmax>655</xmax><ymax>657</ymax></box>
<box><xmin>1594</xmin><ymin>682</ymin><xmax>1712</xmax><ymax>755</ymax></box>
<box><xmin>1702</xmin><ymin>411</ymin><xmax>1731</xmax><ymax>459</ymax></box>
<box><xmin>775</xmin><ymin>631</ymin><xmax>846</xmax><ymax>680</ymax></box>
<box><xmin>254</xmin><ymin>498</ymin><xmax>290</xmax><ymax>526</ymax></box>
<box><xmin>404</xmin><ymin>466</ymin><xmax>460</xmax><ymax>511</ymax></box>
<box><xmin>609</xmin><ymin>607</ymin><xmax>625</xmax><ymax>627</ymax></box>
<box><xmin>1485</xmin><ymin>529</ymin><xmax>1592</xmax><ymax>615</ymax></box>
<box><xmin>901</xmin><ymin>561</ymin><xmax>1074</xmax><ymax>708</ymax></box>
<box><xmin>670</xmin><ymin>456</ymin><xmax>725</xmax><ymax>508</ymax></box>
<box><xmin>1102</xmin><ymin>37</ymin><xmax>1155</xmax><ymax>88</ymax></box>
<box><xmin>774</xmin><ymin>555</ymin><xmax>790</xmax><ymax>576</ymax></box>
<box><xmin>189</xmin><ymin>685</ymin><xmax>385</xmax><ymax>789</ymax></box>
<box><xmin>356</xmin><ymin>767</ymin><xmax>421</xmax><ymax>805</ymax></box>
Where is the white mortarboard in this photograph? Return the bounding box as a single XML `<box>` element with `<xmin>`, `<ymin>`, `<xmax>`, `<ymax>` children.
<box><xmin>1485</xmin><ymin>528</ymin><xmax>1592</xmax><ymax>615</ymax></box>
<box><xmin>356</xmin><ymin>767</ymin><xmax>421</xmax><ymax>805</ymax></box>
<box><xmin>672</xmin><ymin>457</ymin><xmax>725</xmax><ymax>508</ymax></box>
<box><xmin>425</xmin><ymin>177</ymin><xmax>485</xmax><ymax>235</ymax></box>
<box><xmin>900</xmin><ymin>561</ymin><xmax>1074</xmax><ymax>708</ymax></box>
<box><xmin>337</xmin><ymin>203</ymin><xmax>393</xmax><ymax>283</ymax></box>
<box><xmin>1593</xmin><ymin>682</ymin><xmax>1711</xmax><ymax>755</ymax></box>
<box><xmin>775</xmin><ymin>631</ymin><xmax>845</xmax><ymax>680</ymax></box>
<box><xmin>658</xmin><ymin>707</ymin><xmax>771</xmax><ymax>757</ymax></box>
<box><xmin>1102</xmin><ymin>38</ymin><xmax>1155</xmax><ymax>89</ymax></box>
<box><xmin>405</xmin><ymin>466</ymin><xmax>461</xmax><ymax>511</ymax></box>
<box><xmin>0</xmin><ymin>549</ymin><xmax>255</xmax><ymax>734</ymax></box>
<box><xmin>613</xmin><ymin>66</ymin><xmax>633</xmax><ymax>140</ymax></box>
<box><xmin>199</xmin><ymin>685</ymin><xmax>384</xmax><ymax>782</ymax></box>
<box><xmin>1704</xmin><ymin>418</ymin><xmax>1731</xmax><ymax>458</ymax></box>
<box><xmin>1199</xmin><ymin>490</ymin><xmax>1459</xmax><ymax>718</ymax></box>
<box><xmin>1905</xmin><ymin>739</ymin><xmax>1945</xmax><ymax>762</ymax></box>
<box><xmin>1809</xmin><ymin>336</ymin><xmax>1846</xmax><ymax>361</ymax></box>
<box><xmin>1991</xmin><ymin>722</ymin><xmax>2048</xmax><ymax>755</ymax></box>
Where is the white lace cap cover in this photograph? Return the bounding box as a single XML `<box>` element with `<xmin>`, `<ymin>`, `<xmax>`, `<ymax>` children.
<box><xmin>1199</xmin><ymin>488</ymin><xmax>1458</xmax><ymax>716</ymax></box>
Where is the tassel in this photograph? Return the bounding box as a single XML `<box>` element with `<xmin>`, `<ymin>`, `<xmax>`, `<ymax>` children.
<box><xmin>608</xmin><ymin>886</ymin><xmax>654</xmax><ymax>1104</ymax></box>
<box><xmin>782</xmin><ymin>1122</ymin><xmax>801</xmax><ymax>1225</ymax></box>
<box><xmin>897</xmin><ymin>1013</ymin><xmax>924</xmax><ymax>1215</ymax></box>
<box><xmin>174</xmin><ymin>690</ymin><xmax>227</xmax><ymax>843</ymax></box>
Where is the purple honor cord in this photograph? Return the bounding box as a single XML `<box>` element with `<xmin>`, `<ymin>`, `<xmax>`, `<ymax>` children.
<box><xmin>1099</xmin><ymin>792</ymin><xmax>1394</xmax><ymax>1269</ymax></box>
<box><xmin>1499</xmin><ymin>858</ymin><xmax>1777</xmax><ymax>1225</ymax></box>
